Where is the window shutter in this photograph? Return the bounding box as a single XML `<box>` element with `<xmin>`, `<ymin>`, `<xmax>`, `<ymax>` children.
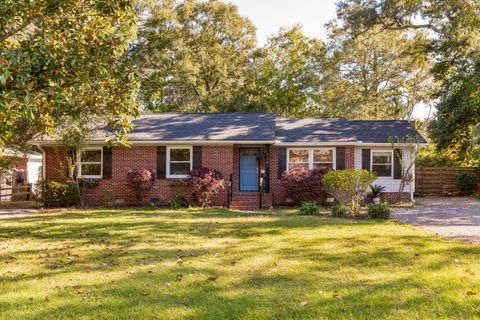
<box><xmin>336</xmin><ymin>147</ymin><xmax>345</xmax><ymax>170</ymax></box>
<box><xmin>362</xmin><ymin>149</ymin><xmax>371</xmax><ymax>171</ymax></box>
<box><xmin>193</xmin><ymin>146</ymin><xmax>202</xmax><ymax>170</ymax></box>
<box><xmin>102</xmin><ymin>147</ymin><xmax>112</xmax><ymax>179</ymax></box>
<box><xmin>394</xmin><ymin>148</ymin><xmax>402</xmax><ymax>179</ymax></box>
<box><xmin>277</xmin><ymin>148</ymin><xmax>287</xmax><ymax>179</ymax></box>
<box><xmin>157</xmin><ymin>146</ymin><xmax>166</xmax><ymax>179</ymax></box>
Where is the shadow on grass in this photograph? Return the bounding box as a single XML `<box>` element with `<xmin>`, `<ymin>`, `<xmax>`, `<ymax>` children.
<box><xmin>1</xmin><ymin>208</ymin><xmax>479</xmax><ymax>319</ymax></box>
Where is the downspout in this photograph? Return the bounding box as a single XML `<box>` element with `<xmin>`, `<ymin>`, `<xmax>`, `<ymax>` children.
<box><xmin>411</xmin><ymin>145</ymin><xmax>416</xmax><ymax>202</ymax></box>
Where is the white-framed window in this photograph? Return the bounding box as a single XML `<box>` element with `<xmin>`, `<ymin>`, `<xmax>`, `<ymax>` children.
<box><xmin>167</xmin><ymin>146</ymin><xmax>192</xmax><ymax>178</ymax></box>
<box><xmin>78</xmin><ymin>148</ymin><xmax>103</xmax><ymax>178</ymax></box>
<box><xmin>371</xmin><ymin>151</ymin><xmax>393</xmax><ymax>177</ymax></box>
<box><xmin>287</xmin><ymin>148</ymin><xmax>335</xmax><ymax>171</ymax></box>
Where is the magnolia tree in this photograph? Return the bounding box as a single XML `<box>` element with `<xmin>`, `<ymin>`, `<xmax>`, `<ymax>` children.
<box><xmin>187</xmin><ymin>168</ymin><xmax>225</xmax><ymax>207</ymax></box>
<box><xmin>323</xmin><ymin>169</ymin><xmax>377</xmax><ymax>215</ymax></box>
<box><xmin>280</xmin><ymin>167</ymin><xmax>325</xmax><ymax>204</ymax></box>
<box><xmin>127</xmin><ymin>169</ymin><xmax>155</xmax><ymax>205</ymax></box>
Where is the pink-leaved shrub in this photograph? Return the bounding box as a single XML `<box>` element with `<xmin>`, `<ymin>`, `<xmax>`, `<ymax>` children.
<box><xmin>127</xmin><ymin>169</ymin><xmax>155</xmax><ymax>205</ymax></box>
<box><xmin>187</xmin><ymin>167</ymin><xmax>225</xmax><ymax>207</ymax></box>
<box><xmin>281</xmin><ymin>167</ymin><xmax>325</xmax><ymax>204</ymax></box>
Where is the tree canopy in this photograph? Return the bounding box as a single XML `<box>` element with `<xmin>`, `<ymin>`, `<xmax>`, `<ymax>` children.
<box><xmin>135</xmin><ymin>0</ymin><xmax>257</xmax><ymax>112</ymax></box>
<box><xmin>0</xmin><ymin>0</ymin><xmax>139</xmax><ymax>147</ymax></box>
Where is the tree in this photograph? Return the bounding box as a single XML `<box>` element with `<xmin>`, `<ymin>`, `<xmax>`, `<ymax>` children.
<box><xmin>335</xmin><ymin>0</ymin><xmax>480</xmax><ymax>157</ymax></box>
<box><xmin>0</xmin><ymin>0</ymin><xmax>139</xmax><ymax>147</ymax></box>
<box><xmin>324</xmin><ymin>24</ymin><xmax>436</xmax><ymax>120</ymax></box>
<box><xmin>135</xmin><ymin>0</ymin><xmax>257</xmax><ymax>112</ymax></box>
<box><xmin>253</xmin><ymin>26</ymin><xmax>328</xmax><ymax>117</ymax></box>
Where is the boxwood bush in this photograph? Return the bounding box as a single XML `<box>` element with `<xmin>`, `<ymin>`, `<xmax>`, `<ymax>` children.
<box><xmin>368</xmin><ymin>203</ymin><xmax>391</xmax><ymax>220</ymax></box>
<box><xmin>331</xmin><ymin>204</ymin><xmax>348</xmax><ymax>218</ymax></box>
<box><xmin>299</xmin><ymin>202</ymin><xmax>321</xmax><ymax>215</ymax></box>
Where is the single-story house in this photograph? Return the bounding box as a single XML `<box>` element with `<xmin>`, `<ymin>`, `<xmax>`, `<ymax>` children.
<box><xmin>31</xmin><ymin>113</ymin><xmax>426</xmax><ymax>209</ymax></box>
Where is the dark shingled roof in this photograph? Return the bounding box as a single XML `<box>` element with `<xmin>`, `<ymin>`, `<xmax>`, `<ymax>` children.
<box><xmin>275</xmin><ymin>117</ymin><xmax>358</xmax><ymax>142</ymax></box>
<box><xmin>351</xmin><ymin>120</ymin><xmax>427</xmax><ymax>143</ymax></box>
<box><xmin>35</xmin><ymin>113</ymin><xmax>426</xmax><ymax>144</ymax></box>
<box><xmin>125</xmin><ymin>113</ymin><xmax>276</xmax><ymax>141</ymax></box>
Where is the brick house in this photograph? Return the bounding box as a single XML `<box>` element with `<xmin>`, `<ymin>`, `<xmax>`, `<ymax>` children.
<box><xmin>32</xmin><ymin>113</ymin><xmax>426</xmax><ymax>209</ymax></box>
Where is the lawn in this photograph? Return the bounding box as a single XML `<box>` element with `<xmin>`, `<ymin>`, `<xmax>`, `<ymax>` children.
<box><xmin>0</xmin><ymin>208</ymin><xmax>479</xmax><ymax>320</ymax></box>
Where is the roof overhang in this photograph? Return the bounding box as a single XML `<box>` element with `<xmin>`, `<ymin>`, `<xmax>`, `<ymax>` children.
<box><xmin>29</xmin><ymin>140</ymin><xmax>276</xmax><ymax>146</ymax></box>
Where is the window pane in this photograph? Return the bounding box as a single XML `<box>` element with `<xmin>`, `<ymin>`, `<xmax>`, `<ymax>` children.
<box><xmin>289</xmin><ymin>149</ymin><xmax>308</xmax><ymax>163</ymax></box>
<box><xmin>372</xmin><ymin>152</ymin><xmax>392</xmax><ymax>164</ymax></box>
<box><xmin>81</xmin><ymin>164</ymin><xmax>102</xmax><ymax>176</ymax></box>
<box><xmin>372</xmin><ymin>164</ymin><xmax>392</xmax><ymax>177</ymax></box>
<box><xmin>170</xmin><ymin>149</ymin><xmax>190</xmax><ymax>161</ymax></box>
<box><xmin>313</xmin><ymin>149</ymin><xmax>333</xmax><ymax>162</ymax></box>
<box><xmin>170</xmin><ymin>162</ymin><xmax>191</xmax><ymax>175</ymax></box>
<box><xmin>313</xmin><ymin>163</ymin><xmax>333</xmax><ymax>171</ymax></box>
<box><xmin>81</xmin><ymin>150</ymin><xmax>101</xmax><ymax>162</ymax></box>
<box><xmin>288</xmin><ymin>163</ymin><xmax>309</xmax><ymax>171</ymax></box>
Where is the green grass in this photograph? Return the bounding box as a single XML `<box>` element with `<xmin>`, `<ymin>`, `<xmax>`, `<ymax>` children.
<box><xmin>0</xmin><ymin>208</ymin><xmax>479</xmax><ymax>320</ymax></box>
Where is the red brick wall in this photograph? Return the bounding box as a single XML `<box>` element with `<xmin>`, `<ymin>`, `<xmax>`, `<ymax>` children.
<box><xmin>43</xmin><ymin>146</ymin><xmax>234</xmax><ymax>206</ymax></box>
<box><xmin>345</xmin><ymin>146</ymin><xmax>355</xmax><ymax>169</ymax></box>
<box><xmin>43</xmin><ymin>144</ymin><xmax>409</xmax><ymax>207</ymax></box>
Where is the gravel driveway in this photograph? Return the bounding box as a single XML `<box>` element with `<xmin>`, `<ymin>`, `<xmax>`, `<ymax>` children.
<box><xmin>393</xmin><ymin>197</ymin><xmax>480</xmax><ymax>244</ymax></box>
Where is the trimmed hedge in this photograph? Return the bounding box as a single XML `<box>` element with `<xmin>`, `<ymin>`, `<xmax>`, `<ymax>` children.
<box><xmin>331</xmin><ymin>204</ymin><xmax>348</xmax><ymax>218</ymax></box>
<box><xmin>368</xmin><ymin>203</ymin><xmax>391</xmax><ymax>220</ymax></box>
<box><xmin>299</xmin><ymin>202</ymin><xmax>321</xmax><ymax>215</ymax></box>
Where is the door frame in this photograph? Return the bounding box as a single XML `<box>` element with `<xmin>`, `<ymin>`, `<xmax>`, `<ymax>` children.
<box><xmin>238</xmin><ymin>148</ymin><xmax>260</xmax><ymax>192</ymax></box>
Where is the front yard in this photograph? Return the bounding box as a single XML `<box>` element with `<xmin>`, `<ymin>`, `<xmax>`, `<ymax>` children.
<box><xmin>0</xmin><ymin>208</ymin><xmax>479</xmax><ymax>319</ymax></box>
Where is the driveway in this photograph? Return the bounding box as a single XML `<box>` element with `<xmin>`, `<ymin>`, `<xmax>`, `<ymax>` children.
<box><xmin>0</xmin><ymin>201</ymin><xmax>38</xmax><ymax>219</ymax></box>
<box><xmin>393</xmin><ymin>197</ymin><xmax>480</xmax><ymax>244</ymax></box>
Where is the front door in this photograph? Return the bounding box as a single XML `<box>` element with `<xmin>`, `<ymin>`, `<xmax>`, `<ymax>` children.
<box><xmin>240</xmin><ymin>149</ymin><xmax>259</xmax><ymax>191</ymax></box>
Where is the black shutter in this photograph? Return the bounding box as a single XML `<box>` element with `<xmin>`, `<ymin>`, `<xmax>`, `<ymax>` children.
<box><xmin>336</xmin><ymin>147</ymin><xmax>345</xmax><ymax>170</ymax></box>
<box><xmin>278</xmin><ymin>148</ymin><xmax>287</xmax><ymax>179</ymax></box>
<box><xmin>157</xmin><ymin>146</ymin><xmax>166</xmax><ymax>179</ymax></box>
<box><xmin>264</xmin><ymin>145</ymin><xmax>270</xmax><ymax>193</ymax></box>
<box><xmin>102</xmin><ymin>147</ymin><xmax>112</xmax><ymax>179</ymax></box>
<box><xmin>394</xmin><ymin>148</ymin><xmax>402</xmax><ymax>179</ymax></box>
<box><xmin>193</xmin><ymin>146</ymin><xmax>202</xmax><ymax>169</ymax></box>
<box><xmin>362</xmin><ymin>149</ymin><xmax>371</xmax><ymax>171</ymax></box>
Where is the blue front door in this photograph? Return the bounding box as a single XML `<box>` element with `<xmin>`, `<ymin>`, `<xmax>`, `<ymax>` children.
<box><xmin>240</xmin><ymin>153</ymin><xmax>258</xmax><ymax>191</ymax></box>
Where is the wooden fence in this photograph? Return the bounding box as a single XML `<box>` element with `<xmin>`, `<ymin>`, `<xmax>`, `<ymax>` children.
<box><xmin>415</xmin><ymin>167</ymin><xmax>479</xmax><ymax>196</ymax></box>
<box><xmin>0</xmin><ymin>184</ymin><xmax>32</xmax><ymax>203</ymax></box>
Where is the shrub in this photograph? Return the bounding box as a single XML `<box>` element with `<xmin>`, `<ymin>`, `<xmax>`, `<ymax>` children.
<box><xmin>127</xmin><ymin>169</ymin><xmax>155</xmax><ymax>205</ymax></box>
<box><xmin>101</xmin><ymin>189</ymin><xmax>115</xmax><ymax>208</ymax></box>
<box><xmin>323</xmin><ymin>169</ymin><xmax>377</xmax><ymax>215</ymax></box>
<box><xmin>299</xmin><ymin>202</ymin><xmax>321</xmax><ymax>215</ymax></box>
<box><xmin>370</xmin><ymin>184</ymin><xmax>386</xmax><ymax>198</ymax></box>
<box><xmin>187</xmin><ymin>167</ymin><xmax>225</xmax><ymax>207</ymax></box>
<box><xmin>455</xmin><ymin>172</ymin><xmax>478</xmax><ymax>192</ymax></box>
<box><xmin>368</xmin><ymin>203</ymin><xmax>391</xmax><ymax>220</ymax></box>
<box><xmin>169</xmin><ymin>192</ymin><xmax>189</xmax><ymax>209</ymax></box>
<box><xmin>37</xmin><ymin>179</ymin><xmax>79</xmax><ymax>208</ymax></box>
<box><xmin>281</xmin><ymin>167</ymin><xmax>325</xmax><ymax>204</ymax></box>
<box><xmin>331</xmin><ymin>204</ymin><xmax>348</xmax><ymax>218</ymax></box>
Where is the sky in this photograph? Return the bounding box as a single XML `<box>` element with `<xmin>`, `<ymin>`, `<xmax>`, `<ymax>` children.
<box><xmin>228</xmin><ymin>0</ymin><xmax>431</xmax><ymax>119</ymax></box>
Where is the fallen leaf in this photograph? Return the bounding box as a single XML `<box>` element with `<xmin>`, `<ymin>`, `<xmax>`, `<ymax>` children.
<box><xmin>300</xmin><ymin>300</ymin><xmax>309</xmax><ymax>306</ymax></box>
<box><xmin>466</xmin><ymin>291</ymin><xmax>477</xmax><ymax>296</ymax></box>
<box><xmin>176</xmin><ymin>274</ymin><xmax>183</xmax><ymax>281</ymax></box>
<box><xmin>454</xmin><ymin>258</ymin><xmax>459</xmax><ymax>263</ymax></box>
<box><xmin>165</xmin><ymin>282</ymin><xmax>172</xmax><ymax>287</ymax></box>
<box><xmin>83</xmin><ymin>269</ymin><xmax>91</xmax><ymax>273</ymax></box>
<box><xmin>332</xmin><ymin>292</ymin><xmax>341</xmax><ymax>299</ymax></box>
<box><xmin>208</xmin><ymin>274</ymin><xmax>219</xmax><ymax>281</ymax></box>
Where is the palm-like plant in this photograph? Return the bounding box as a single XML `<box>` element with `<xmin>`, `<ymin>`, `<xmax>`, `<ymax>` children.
<box><xmin>370</xmin><ymin>184</ymin><xmax>386</xmax><ymax>198</ymax></box>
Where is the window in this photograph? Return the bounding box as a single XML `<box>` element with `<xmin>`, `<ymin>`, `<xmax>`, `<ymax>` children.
<box><xmin>167</xmin><ymin>146</ymin><xmax>192</xmax><ymax>178</ymax></box>
<box><xmin>371</xmin><ymin>151</ymin><xmax>393</xmax><ymax>177</ymax></box>
<box><xmin>313</xmin><ymin>149</ymin><xmax>334</xmax><ymax>170</ymax></box>
<box><xmin>288</xmin><ymin>149</ymin><xmax>309</xmax><ymax>170</ymax></box>
<box><xmin>287</xmin><ymin>148</ymin><xmax>335</xmax><ymax>171</ymax></box>
<box><xmin>78</xmin><ymin>149</ymin><xmax>102</xmax><ymax>178</ymax></box>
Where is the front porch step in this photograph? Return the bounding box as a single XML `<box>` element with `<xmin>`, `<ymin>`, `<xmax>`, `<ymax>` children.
<box><xmin>230</xmin><ymin>192</ymin><xmax>260</xmax><ymax>211</ymax></box>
